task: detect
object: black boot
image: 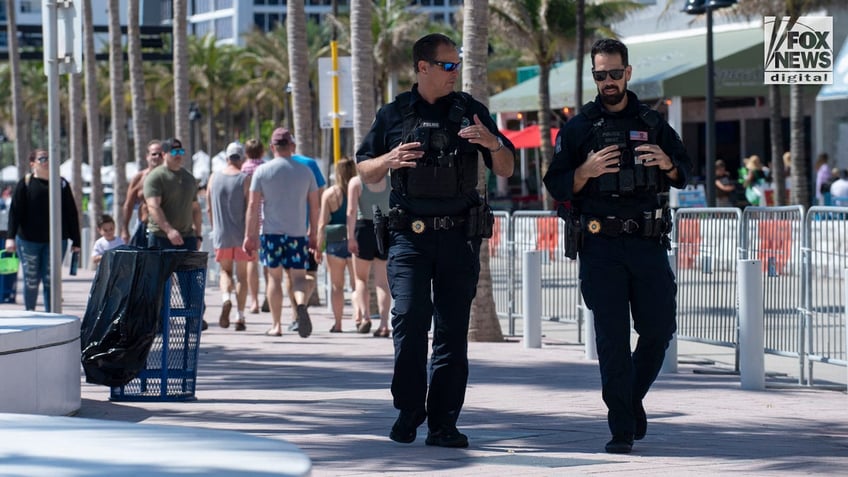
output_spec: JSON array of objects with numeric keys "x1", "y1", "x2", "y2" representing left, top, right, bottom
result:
[{"x1": 389, "y1": 409, "x2": 427, "y2": 444}]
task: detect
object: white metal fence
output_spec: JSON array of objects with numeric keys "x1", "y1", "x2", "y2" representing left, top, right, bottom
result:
[{"x1": 492, "y1": 206, "x2": 847, "y2": 387}]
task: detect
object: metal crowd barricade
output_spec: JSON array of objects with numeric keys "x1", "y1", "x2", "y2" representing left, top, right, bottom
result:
[
  {"x1": 740, "y1": 205, "x2": 805, "y2": 382},
  {"x1": 489, "y1": 210, "x2": 513, "y2": 327},
  {"x1": 672, "y1": 208, "x2": 742, "y2": 355},
  {"x1": 803, "y1": 206, "x2": 848, "y2": 382},
  {"x1": 508, "y1": 211, "x2": 582, "y2": 339}
]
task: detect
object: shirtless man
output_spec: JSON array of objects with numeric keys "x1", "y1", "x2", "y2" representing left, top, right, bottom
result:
[{"x1": 121, "y1": 140, "x2": 164, "y2": 246}]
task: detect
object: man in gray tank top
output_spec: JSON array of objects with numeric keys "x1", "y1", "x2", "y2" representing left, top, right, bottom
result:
[{"x1": 207, "y1": 142, "x2": 251, "y2": 331}]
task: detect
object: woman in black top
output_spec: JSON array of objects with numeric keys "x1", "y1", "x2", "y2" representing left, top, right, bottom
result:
[{"x1": 5, "y1": 149, "x2": 81, "y2": 311}]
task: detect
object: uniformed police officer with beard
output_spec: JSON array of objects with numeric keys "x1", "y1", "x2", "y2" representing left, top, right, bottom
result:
[
  {"x1": 356, "y1": 33, "x2": 514, "y2": 448},
  {"x1": 543, "y1": 38, "x2": 692, "y2": 454}
]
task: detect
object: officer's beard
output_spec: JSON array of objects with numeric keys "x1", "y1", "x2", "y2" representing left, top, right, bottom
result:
[{"x1": 599, "y1": 82, "x2": 627, "y2": 107}]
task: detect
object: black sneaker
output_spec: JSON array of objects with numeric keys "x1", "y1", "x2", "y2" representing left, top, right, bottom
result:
[
  {"x1": 634, "y1": 401, "x2": 647, "y2": 441},
  {"x1": 425, "y1": 425, "x2": 469, "y2": 448},
  {"x1": 605, "y1": 435, "x2": 634, "y2": 454},
  {"x1": 201, "y1": 320, "x2": 209, "y2": 331},
  {"x1": 296, "y1": 304, "x2": 312, "y2": 338},
  {"x1": 389, "y1": 409, "x2": 427, "y2": 444}
]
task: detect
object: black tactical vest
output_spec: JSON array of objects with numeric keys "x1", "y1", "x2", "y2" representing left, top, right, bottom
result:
[
  {"x1": 391, "y1": 92, "x2": 478, "y2": 199},
  {"x1": 582, "y1": 101, "x2": 665, "y2": 197}
]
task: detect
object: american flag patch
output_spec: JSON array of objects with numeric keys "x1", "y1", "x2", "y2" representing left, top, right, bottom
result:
[{"x1": 630, "y1": 130, "x2": 648, "y2": 141}]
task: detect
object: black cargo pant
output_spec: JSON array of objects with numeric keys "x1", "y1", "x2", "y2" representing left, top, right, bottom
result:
[
  {"x1": 579, "y1": 232, "x2": 677, "y2": 438},
  {"x1": 387, "y1": 227, "x2": 481, "y2": 430}
]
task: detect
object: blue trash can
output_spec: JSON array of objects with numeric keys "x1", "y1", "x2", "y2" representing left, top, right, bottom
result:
[{"x1": 109, "y1": 266, "x2": 207, "y2": 402}]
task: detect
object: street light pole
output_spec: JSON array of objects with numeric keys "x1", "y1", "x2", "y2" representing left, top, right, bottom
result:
[
  {"x1": 705, "y1": 6, "x2": 716, "y2": 207},
  {"x1": 683, "y1": 0, "x2": 736, "y2": 207}
]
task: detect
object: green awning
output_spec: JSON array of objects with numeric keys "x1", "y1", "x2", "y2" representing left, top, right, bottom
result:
[
  {"x1": 816, "y1": 35, "x2": 848, "y2": 101},
  {"x1": 490, "y1": 27, "x2": 767, "y2": 113}
]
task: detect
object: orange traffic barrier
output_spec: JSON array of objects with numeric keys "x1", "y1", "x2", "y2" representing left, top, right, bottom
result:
[
  {"x1": 489, "y1": 215, "x2": 502, "y2": 257},
  {"x1": 677, "y1": 218, "x2": 700, "y2": 269},
  {"x1": 758, "y1": 219, "x2": 792, "y2": 275},
  {"x1": 536, "y1": 217, "x2": 559, "y2": 261}
]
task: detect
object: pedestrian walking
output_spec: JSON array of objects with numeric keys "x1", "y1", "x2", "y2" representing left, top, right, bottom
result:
[
  {"x1": 91, "y1": 214, "x2": 124, "y2": 266},
  {"x1": 121, "y1": 140, "x2": 164, "y2": 246}
]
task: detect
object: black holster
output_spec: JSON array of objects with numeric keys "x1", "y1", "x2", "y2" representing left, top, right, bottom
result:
[
  {"x1": 557, "y1": 203, "x2": 582, "y2": 260},
  {"x1": 466, "y1": 198, "x2": 494, "y2": 239},
  {"x1": 372, "y1": 205, "x2": 389, "y2": 256}
]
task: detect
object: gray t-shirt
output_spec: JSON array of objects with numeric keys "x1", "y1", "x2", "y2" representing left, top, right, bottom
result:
[
  {"x1": 250, "y1": 156, "x2": 317, "y2": 237},
  {"x1": 209, "y1": 172, "x2": 248, "y2": 249}
]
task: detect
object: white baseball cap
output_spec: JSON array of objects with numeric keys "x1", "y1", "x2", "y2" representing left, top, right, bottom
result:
[{"x1": 226, "y1": 142, "x2": 244, "y2": 160}]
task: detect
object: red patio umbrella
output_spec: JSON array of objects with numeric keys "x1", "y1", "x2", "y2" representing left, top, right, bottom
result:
[{"x1": 500, "y1": 125, "x2": 559, "y2": 149}]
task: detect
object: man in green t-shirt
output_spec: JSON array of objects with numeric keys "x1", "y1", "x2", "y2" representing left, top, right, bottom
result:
[{"x1": 144, "y1": 137, "x2": 202, "y2": 251}]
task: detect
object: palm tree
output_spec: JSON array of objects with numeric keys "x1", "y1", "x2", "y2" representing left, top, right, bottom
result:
[
  {"x1": 128, "y1": 0, "x2": 151, "y2": 168},
  {"x1": 491, "y1": 0, "x2": 640, "y2": 208},
  {"x1": 462, "y1": 0, "x2": 504, "y2": 343},
  {"x1": 351, "y1": 0, "x2": 376, "y2": 147},
  {"x1": 243, "y1": 24, "x2": 291, "y2": 129},
  {"x1": 173, "y1": 0, "x2": 190, "y2": 144},
  {"x1": 287, "y1": 0, "x2": 314, "y2": 157},
  {"x1": 5, "y1": 0, "x2": 28, "y2": 177},
  {"x1": 108, "y1": 0, "x2": 129, "y2": 226},
  {"x1": 372, "y1": 0, "x2": 428, "y2": 107},
  {"x1": 83, "y1": 0, "x2": 104, "y2": 239}
]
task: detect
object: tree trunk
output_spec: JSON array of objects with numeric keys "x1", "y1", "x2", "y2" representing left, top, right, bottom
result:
[
  {"x1": 128, "y1": 0, "x2": 150, "y2": 169},
  {"x1": 173, "y1": 0, "x2": 190, "y2": 142},
  {"x1": 69, "y1": 72, "x2": 85, "y2": 234},
  {"x1": 463, "y1": 0, "x2": 504, "y2": 343},
  {"x1": 5, "y1": 0, "x2": 28, "y2": 176},
  {"x1": 538, "y1": 63, "x2": 553, "y2": 210},
  {"x1": 768, "y1": 84, "x2": 785, "y2": 205},
  {"x1": 789, "y1": 84, "x2": 808, "y2": 208},
  {"x1": 351, "y1": 0, "x2": 376, "y2": 148},
  {"x1": 287, "y1": 0, "x2": 313, "y2": 157},
  {"x1": 574, "y1": 0, "x2": 585, "y2": 113},
  {"x1": 83, "y1": 0, "x2": 103, "y2": 244},
  {"x1": 108, "y1": 0, "x2": 129, "y2": 228}
]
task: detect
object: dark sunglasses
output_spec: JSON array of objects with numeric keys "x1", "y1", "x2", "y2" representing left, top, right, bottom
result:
[
  {"x1": 430, "y1": 60, "x2": 461, "y2": 72},
  {"x1": 170, "y1": 148, "x2": 185, "y2": 156},
  {"x1": 592, "y1": 69, "x2": 626, "y2": 82},
  {"x1": 36, "y1": 156, "x2": 49, "y2": 163},
  {"x1": 149, "y1": 152, "x2": 163, "y2": 157}
]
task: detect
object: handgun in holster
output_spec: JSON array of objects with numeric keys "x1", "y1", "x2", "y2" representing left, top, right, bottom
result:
[
  {"x1": 372, "y1": 205, "x2": 390, "y2": 256},
  {"x1": 466, "y1": 197, "x2": 494, "y2": 239},
  {"x1": 557, "y1": 201, "x2": 583, "y2": 260}
]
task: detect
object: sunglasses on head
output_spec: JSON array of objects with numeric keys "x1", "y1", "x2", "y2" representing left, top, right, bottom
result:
[
  {"x1": 36, "y1": 156, "x2": 49, "y2": 163},
  {"x1": 430, "y1": 60, "x2": 461, "y2": 72},
  {"x1": 592, "y1": 69, "x2": 626, "y2": 82},
  {"x1": 170, "y1": 148, "x2": 185, "y2": 156}
]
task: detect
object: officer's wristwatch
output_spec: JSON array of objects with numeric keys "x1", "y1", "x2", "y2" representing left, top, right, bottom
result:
[{"x1": 489, "y1": 136, "x2": 504, "y2": 153}]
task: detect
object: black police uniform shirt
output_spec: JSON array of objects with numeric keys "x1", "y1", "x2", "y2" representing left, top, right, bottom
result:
[
  {"x1": 544, "y1": 90, "x2": 692, "y2": 219},
  {"x1": 355, "y1": 84, "x2": 514, "y2": 217}
]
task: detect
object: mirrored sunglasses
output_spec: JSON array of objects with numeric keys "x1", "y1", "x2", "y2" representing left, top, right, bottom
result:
[
  {"x1": 36, "y1": 156, "x2": 49, "y2": 163},
  {"x1": 170, "y1": 148, "x2": 185, "y2": 156},
  {"x1": 592, "y1": 69, "x2": 626, "y2": 82},
  {"x1": 430, "y1": 60, "x2": 461, "y2": 72}
]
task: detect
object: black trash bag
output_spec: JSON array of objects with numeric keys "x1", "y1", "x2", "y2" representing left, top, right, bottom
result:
[{"x1": 80, "y1": 247, "x2": 208, "y2": 387}]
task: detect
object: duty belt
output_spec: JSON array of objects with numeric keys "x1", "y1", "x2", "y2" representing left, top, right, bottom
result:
[
  {"x1": 388, "y1": 214, "x2": 466, "y2": 233},
  {"x1": 582, "y1": 215, "x2": 641, "y2": 236}
]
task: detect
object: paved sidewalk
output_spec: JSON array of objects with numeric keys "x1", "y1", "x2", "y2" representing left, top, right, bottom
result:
[{"x1": 3, "y1": 268, "x2": 847, "y2": 476}]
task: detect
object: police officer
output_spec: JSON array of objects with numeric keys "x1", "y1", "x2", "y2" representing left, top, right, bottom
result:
[
  {"x1": 356, "y1": 33, "x2": 514, "y2": 448},
  {"x1": 543, "y1": 38, "x2": 691, "y2": 454}
]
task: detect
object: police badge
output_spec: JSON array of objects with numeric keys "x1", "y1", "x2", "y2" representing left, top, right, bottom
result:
[
  {"x1": 587, "y1": 219, "x2": 602, "y2": 234},
  {"x1": 411, "y1": 220, "x2": 426, "y2": 234}
]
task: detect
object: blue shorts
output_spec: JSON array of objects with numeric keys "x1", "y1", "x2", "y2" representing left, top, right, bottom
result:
[
  {"x1": 260, "y1": 234, "x2": 309, "y2": 270},
  {"x1": 326, "y1": 239, "x2": 351, "y2": 259}
]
